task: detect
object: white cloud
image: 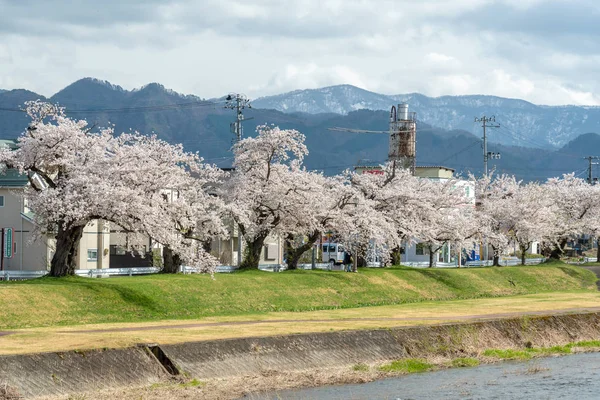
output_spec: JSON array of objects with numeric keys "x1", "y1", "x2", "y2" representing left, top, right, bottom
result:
[{"x1": 0, "y1": 0, "x2": 597, "y2": 106}]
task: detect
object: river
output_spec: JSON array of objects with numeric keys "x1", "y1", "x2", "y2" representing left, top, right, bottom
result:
[{"x1": 249, "y1": 352, "x2": 600, "y2": 399}]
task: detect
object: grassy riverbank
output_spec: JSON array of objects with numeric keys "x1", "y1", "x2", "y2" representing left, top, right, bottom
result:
[{"x1": 0, "y1": 263, "x2": 595, "y2": 330}]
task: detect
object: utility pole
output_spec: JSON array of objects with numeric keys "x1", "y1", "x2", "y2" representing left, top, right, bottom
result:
[
  {"x1": 474, "y1": 116, "x2": 500, "y2": 176},
  {"x1": 583, "y1": 156, "x2": 600, "y2": 184},
  {"x1": 225, "y1": 93, "x2": 252, "y2": 267},
  {"x1": 225, "y1": 93, "x2": 252, "y2": 143}
]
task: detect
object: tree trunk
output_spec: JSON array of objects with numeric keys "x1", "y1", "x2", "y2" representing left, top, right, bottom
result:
[
  {"x1": 241, "y1": 233, "x2": 268, "y2": 269},
  {"x1": 390, "y1": 245, "x2": 402, "y2": 266},
  {"x1": 162, "y1": 245, "x2": 182, "y2": 274},
  {"x1": 550, "y1": 238, "x2": 567, "y2": 260},
  {"x1": 597, "y1": 236, "x2": 600, "y2": 262},
  {"x1": 519, "y1": 243, "x2": 529, "y2": 266},
  {"x1": 491, "y1": 245, "x2": 500, "y2": 267},
  {"x1": 428, "y1": 244, "x2": 434, "y2": 268},
  {"x1": 49, "y1": 223, "x2": 85, "y2": 277},
  {"x1": 285, "y1": 230, "x2": 320, "y2": 270}
]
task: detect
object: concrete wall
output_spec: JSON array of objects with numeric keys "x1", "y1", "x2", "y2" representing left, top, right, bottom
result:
[
  {"x1": 2, "y1": 312, "x2": 600, "y2": 398},
  {"x1": 0, "y1": 347, "x2": 167, "y2": 398},
  {"x1": 161, "y1": 312, "x2": 600, "y2": 379}
]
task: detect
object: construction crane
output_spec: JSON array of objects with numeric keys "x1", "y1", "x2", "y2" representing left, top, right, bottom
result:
[{"x1": 327, "y1": 104, "x2": 417, "y2": 174}]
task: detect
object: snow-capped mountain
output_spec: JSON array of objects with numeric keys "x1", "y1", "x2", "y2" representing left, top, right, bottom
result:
[{"x1": 254, "y1": 85, "x2": 600, "y2": 149}]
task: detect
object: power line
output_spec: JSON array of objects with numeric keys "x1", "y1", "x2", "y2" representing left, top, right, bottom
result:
[{"x1": 0, "y1": 99, "x2": 225, "y2": 114}]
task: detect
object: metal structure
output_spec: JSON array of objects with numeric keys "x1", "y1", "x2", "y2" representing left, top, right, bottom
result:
[
  {"x1": 389, "y1": 104, "x2": 417, "y2": 173},
  {"x1": 328, "y1": 103, "x2": 417, "y2": 174},
  {"x1": 583, "y1": 156, "x2": 600, "y2": 184},
  {"x1": 474, "y1": 115, "x2": 500, "y2": 176},
  {"x1": 224, "y1": 93, "x2": 252, "y2": 267},
  {"x1": 224, "y1": 93, "x2": 252, "y2": 143}
]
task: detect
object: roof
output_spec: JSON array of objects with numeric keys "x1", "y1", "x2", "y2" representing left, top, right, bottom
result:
[
  {"x1": 0, "y1": 139, "x2": 17, "y2": 150},
  {"x1": 0, "y1": 168, "x2": 28, "y2": 187},
  {"x1": 415, "y1": 166, "x2": 455, "y2": 172}
]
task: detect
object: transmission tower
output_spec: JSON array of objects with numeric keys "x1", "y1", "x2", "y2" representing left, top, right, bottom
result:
[{"x1": 474, "y1": 115, "x2": 500, "y2": 176}]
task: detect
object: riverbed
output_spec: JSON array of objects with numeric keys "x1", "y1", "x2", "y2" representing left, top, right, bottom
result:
[{"x1": 251, "y1": 352, "x2": 600, "y2": 399}]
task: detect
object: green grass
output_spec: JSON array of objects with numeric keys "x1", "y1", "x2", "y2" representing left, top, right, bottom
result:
[
  {"x1": 352, "y1": 363, "x2": 369, "y2": 372},
  {"x1": 483, "y1": 340, "x2": 600, "y2": 360},
  {"x1": 0, "y1": 264, "x2": 595, "y2": 329},
  {"x1": 379, "y1": 358, "x2": 433, "y2": 373},
  {"x1": 450, "y1": 357, "x2": 480, "y2": 367}
]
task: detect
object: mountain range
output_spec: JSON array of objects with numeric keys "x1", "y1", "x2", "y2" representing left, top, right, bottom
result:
[
  {"x1": 1, "y1": 78, "x2": 599, "y2": 182},
  {"x1": 254, "y1": 85, "x2": 600, "y2": 149}
]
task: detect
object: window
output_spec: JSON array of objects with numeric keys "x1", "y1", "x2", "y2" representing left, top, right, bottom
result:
[
  {"x1": 110, "y1": 245, "x2": 127, "y2": 255},
  {"x1": 0, "y1": 195, "x2": 4, "y2": 207},
  {"x1": 416, "y1": 243, "x2": 429, "y2": 256},
  {"x1": 87, "y1": 249, "x2": 98, "y2": 261}
]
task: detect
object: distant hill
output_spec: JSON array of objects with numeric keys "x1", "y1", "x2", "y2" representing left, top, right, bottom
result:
[
  {"x1": 1, "y1": 78, "x2": 599, "y2": 182},
  {"x1": 254, "y1": 85, "x2": 600, "y2": 149}
]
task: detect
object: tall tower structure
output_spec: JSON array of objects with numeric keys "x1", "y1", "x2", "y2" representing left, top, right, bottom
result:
[{"x1": 388, "y1": 103, "x2": 417, "y2": 174}]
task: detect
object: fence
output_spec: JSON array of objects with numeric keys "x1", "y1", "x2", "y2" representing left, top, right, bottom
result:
[
  {"x1": 401, "y1": 258, "x2": 546, "y2": 268},
  {"x1": 1, "y1": 257, "x2": 550, "y2": 281}
]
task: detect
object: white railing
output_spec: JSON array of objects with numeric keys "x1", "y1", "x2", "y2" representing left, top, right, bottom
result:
[
  {"x1": 75, "y1": 267, "x2": 161, "y2": 278},
  {"x1": 465, "y1": 258, "x2": 545, "y2": 267},
  {"x1": 400, "y1": 258, "x2": 546, "y2": 268},
  {"x1": 298, "y1": 263, "x2": 333, "y2": 270},
  {"x1": 0, "y1": 270, "x2": 48, "y2": 281},
  {"x1": 258, "y1": 264, "x2": 287, "y2": 272},
  {"x1": 401, "y1": 261, "x2": 458, "y2": 268},
  {"x1": 181, "y1": 265, "x2": 239, "y2": 274}
]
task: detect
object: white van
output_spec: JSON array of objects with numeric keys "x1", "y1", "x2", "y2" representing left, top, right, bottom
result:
[{"x1": 321, "y1": 243, "x2": 349, "y2": 267}]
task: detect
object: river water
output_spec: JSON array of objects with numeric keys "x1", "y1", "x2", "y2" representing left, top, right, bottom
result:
[{"x1": 250, "y1": 352, "x2": 600, "y2": 400}]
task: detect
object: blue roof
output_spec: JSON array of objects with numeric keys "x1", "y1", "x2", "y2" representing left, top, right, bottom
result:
[
  {"x1": 0, "y1": 169, "x2": 28, "y2": 187},
  {"x1": 0, "y1": 139, "x2": 17, "y2": 150}
]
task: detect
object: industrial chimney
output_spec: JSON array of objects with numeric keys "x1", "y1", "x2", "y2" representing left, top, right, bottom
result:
[{"x1": 388, "y1": 103, "x2": 417, "y2": 174}]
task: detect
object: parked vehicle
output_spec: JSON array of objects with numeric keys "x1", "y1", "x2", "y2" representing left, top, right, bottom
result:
[{"x1": 321, "y1": 242, "x2": 350, "y2": 267}]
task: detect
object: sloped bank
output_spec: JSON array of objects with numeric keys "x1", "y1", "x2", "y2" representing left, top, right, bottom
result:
[{"x1": 3, "y1": 312, "x2": 600, "y2": 399}]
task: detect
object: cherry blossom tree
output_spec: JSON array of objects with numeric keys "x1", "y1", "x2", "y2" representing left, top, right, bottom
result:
[
  {"x1": 414, "y1": 178, "x2": 478, "y2": 268},
  {"x1": 221, "y1": 125, "x2": 319, "y2": 269},
  {"x1": 580, "y1": 185, "x2": 600, "y2": 261},
  {"x1": 282, "y1": 172, "x2": 359, "y2": 270},
  {"x1": 0, "y1": 101, "x2": 224, "y2": 276},
  {"x1": 543, "y1": 174, "x2": 597, "y2": 259},
  {"x1": 474, "y1": 173, "x2": 517, "y2": 266},
  {"x1": 349, "y1": 164, "x2": 429, "y2": 266},
  {"x1": 495, "y1": 179, "x2": 556, "y2": 265}
]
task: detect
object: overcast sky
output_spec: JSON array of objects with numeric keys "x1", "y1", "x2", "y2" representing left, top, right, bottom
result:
[{"x1": 0, "y1": 0, "x2": 598, "y2": 105}]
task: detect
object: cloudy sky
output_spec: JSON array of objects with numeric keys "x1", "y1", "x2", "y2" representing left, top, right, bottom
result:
[{"x1": 0, "y1": 0, "x2": 598, "y2": 105}]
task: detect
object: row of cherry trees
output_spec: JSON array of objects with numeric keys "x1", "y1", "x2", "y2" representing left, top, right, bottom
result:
[
  {"x1": 1, "y1": 102, "x2": 597, "y2": 276},
  {"x1": 475, "y1": 173, "x2": 600, "y2": 266}
]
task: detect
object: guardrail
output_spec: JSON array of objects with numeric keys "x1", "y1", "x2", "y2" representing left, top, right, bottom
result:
[
  {"x1": 75, "y1": 267, "x2": 161, "y2": 278},
  {"x1": 0, "y1": 270, "x2": 48, "y2": 281},
  {"x1": 401, "y1": 261, "x2": 458, "y2": 268},
  {"x1": 181, "y1": 265, "x2": 239, "y2": 274},
  {"x1": 465, "y1": 258, "x2": 546, "y2": 267},
  {"x1": 400, "y1": 258, "x2": 546, "y2": 268}
]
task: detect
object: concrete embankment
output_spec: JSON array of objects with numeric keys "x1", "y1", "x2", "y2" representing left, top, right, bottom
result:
[{"x1": 3, "y1": 312, "x2": 600, "y2": 399}]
